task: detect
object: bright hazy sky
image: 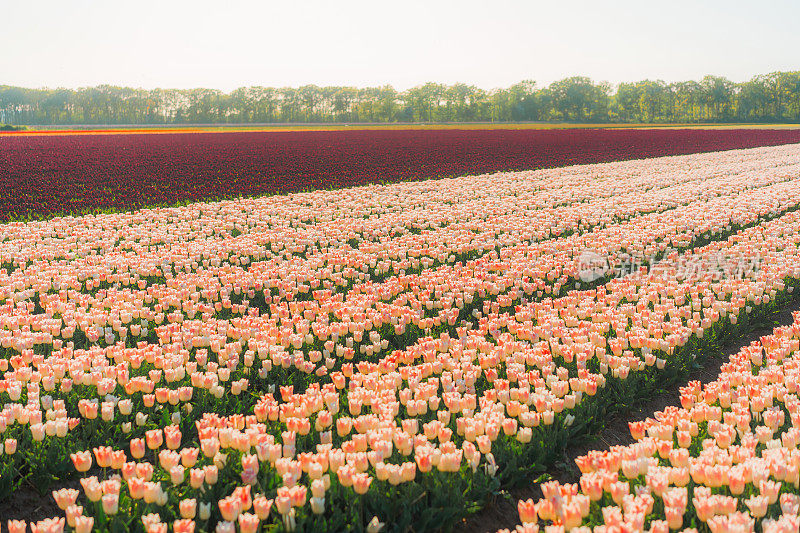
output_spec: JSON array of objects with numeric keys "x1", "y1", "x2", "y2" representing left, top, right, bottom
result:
[{"x1": 3, "y1": 0, "x2": 799, "y2": 92}]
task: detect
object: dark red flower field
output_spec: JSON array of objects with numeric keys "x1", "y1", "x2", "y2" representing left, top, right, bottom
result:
[{"x1": 2, "y1": 127, "x2": 800, "y2": 221}]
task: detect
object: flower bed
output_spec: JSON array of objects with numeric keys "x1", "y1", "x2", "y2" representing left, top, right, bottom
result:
[
  {"x1": 501, "y1": 312, "x2": 800, "y2": 533},
  {"x1": 3, "y1": 128, "x2": 800, "y2": 221},
  {"x1": 2, "y1": 145, "x2": 800, "y2": 532}
]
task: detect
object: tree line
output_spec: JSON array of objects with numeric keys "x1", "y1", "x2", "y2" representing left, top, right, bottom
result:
[{"x1": 2, "y1": 71, "x2": 800, "y2": 125}]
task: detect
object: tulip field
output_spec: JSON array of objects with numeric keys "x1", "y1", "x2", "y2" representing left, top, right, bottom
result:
[
  {"x1": 5, "y1": 139, "x2": 800, "y2": 532},
  {"x1": 3, "y1": 127, "x2": 800, "y2": 221},
  {"x1": 502, "y1": 309, "x2": 800, "y2": 533}
]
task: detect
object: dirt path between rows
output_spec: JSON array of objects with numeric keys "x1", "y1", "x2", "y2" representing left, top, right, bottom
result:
[{"x1": 455, "y1": 300, "x2": 800, "y2": 533}]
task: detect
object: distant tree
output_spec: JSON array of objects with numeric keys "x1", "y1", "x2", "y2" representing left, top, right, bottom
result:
[
  {"x1": 376, "y1": 86, "x2": 399, "y2": 122},
  {"x1": 508, "y1": 80, "x2": 540, "y2": 121},
  {"x1": 782, "y1": 72, "x2": 800, "y2": 122},
  {"x1": 548, "y1": 77, "x2": 609, "y2": 122},
  {"x1": 700, "y1": 75, "x2": 734, "y2": 121},
  {"x1": 2, "y1": 71, "x2": 799, "y2": 125}
]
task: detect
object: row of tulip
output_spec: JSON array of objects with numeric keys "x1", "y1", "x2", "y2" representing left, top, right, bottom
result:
[
  {"x1": 0, "y1": 148, "x2": 796, "y2": 458},
  {"x1": 2, "y1": 147, "x2": 798, "y2": 428},
  {"x1": 2, "y1": 146, "x2": 799, "y2": 370},
  {"x1": 2, "y1": 145, "x2": 800, "y2": 531},
  {"x1": 500, "y1": 309, "x2": 800, "y2": 533},
  {"x1": 1, "y1": 145, "x2": 794, "y2": 281}
]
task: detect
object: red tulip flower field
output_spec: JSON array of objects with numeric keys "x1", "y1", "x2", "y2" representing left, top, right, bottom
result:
[
  {"x1": 2, "y1": 128, "x2": 800, "y2": 221},
  {"x1": 3, "y1": 130, "x2": 800, "y2": 532}
]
